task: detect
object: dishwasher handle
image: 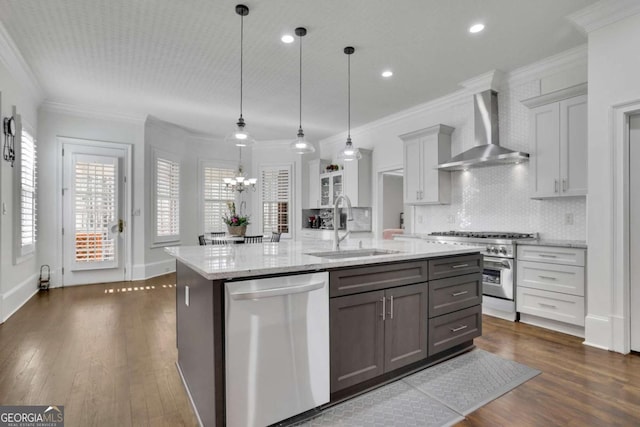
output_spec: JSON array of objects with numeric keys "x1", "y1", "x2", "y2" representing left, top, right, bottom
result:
[{"x1": 229, "y1": 281, "x2": 325, "y2": 300}]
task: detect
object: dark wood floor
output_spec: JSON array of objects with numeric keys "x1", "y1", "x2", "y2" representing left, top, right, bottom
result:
[{"x1": 1, "y1": 274, "x2": 639, "y2": 426}]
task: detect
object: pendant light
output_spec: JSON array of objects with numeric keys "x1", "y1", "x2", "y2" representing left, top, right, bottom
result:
[
  {"x1": 290, "y1": 27, "x2": 315, "y2": 154},
  {"x1": 225, "y1": 4, "x2": 255, "y2": 147},
  {"x1": 223, "y1": 147, "x2": 257, "y2": 193},
  {"x1": 338, "y1": 46, "x2": 362, "y2": 162}
]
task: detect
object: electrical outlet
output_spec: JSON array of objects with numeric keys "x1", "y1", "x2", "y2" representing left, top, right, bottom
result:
[
  {"x1": 565, "y1": 213, "x2": 574, "y2": 225},
  {"x1": 447, "y1": 214, "x2": 456, "y2": 224},
  {"x1": 417, "y1": 215, "x2": 423, "y2": 224}
]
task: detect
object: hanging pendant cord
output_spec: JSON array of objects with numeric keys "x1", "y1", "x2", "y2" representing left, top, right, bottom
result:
[
  {"x1": 240, "y1": 13, "x2": 244, "y2": 119},
  {"x1": 347, "y1": 52, "x2": 351, "y2": 140},
  {"x1": 299, "y1": 34, "x2": 303, "y2": 131}
]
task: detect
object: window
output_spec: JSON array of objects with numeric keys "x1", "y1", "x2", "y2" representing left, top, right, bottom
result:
[
  {"x1": 155, "y1": 156, "x2": 180, "y2": 241},
  {"x1": 202, "y1": 166, "x2": 236, "y2": 233},
  {"x1": 261, "y1": 165, "x2": 291, "y2": 236},
  {"x1": 18, "y1": 129, "x2": 37, "y2": 257}
]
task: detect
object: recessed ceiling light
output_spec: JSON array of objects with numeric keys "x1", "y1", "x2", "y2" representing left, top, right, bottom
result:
[
  {"x1": 469, "y1": 23, "x2": 485, "y2": 34},
  {"x1": 281, "y1": 34, "x2": 294, "y2": 43},
  {"x1": 381, "y1": 70, "x2": 393, "y2": 78}
]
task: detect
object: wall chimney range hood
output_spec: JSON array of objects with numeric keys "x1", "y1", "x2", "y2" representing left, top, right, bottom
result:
[{"x1": 437, "y1": 90, "x2": 529, "y2": 171}]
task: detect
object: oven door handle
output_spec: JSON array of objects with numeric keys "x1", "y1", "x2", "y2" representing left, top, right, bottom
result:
[{"x1": 483, "y1": 257, "x2": 512, "y2": 269}]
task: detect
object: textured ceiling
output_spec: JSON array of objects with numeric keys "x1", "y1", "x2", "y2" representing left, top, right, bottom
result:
[{"x1": 0, "y1": 0, "x2": 595, "y2": 141}]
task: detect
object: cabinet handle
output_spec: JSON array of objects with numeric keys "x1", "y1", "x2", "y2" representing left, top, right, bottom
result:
[
  {"x1": 420, "y1": 190, "x2": 423, "y2": 200},
  {"x1": 538, "y1": 275, "x2": 557, "y2": 281},
  {"x1": 562, "y1": 179, "x2": 567, "y2": 192},
  {"x1": 380, "y1": 297, "x2": 386, "y2": 321},
  {"x1": 538, "y1": 302, "x2": 557, "y2": 309},
  {"x1": 538, "y1": 254, "x2": 557, "y2": 258},
  {"x1": 388, "y1": 296, "x2": 394, "y2": 319},
  {"x1": 450, "y1": 325, "x2": 468, "y2": 332},
  {"x1": 554, "y1": 180, "x2": 559, "y2": 193},
  {"x1": 452, "y1": 290, "x2": 469, "y2": 297},
  {"x1": 451, "y1": 264, "x2": 469, "y2": 269}
]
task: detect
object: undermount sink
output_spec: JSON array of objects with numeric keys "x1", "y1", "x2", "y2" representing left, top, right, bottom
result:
[{"x1": 306, "y1": 249, "x2": 402, "y2": 260}]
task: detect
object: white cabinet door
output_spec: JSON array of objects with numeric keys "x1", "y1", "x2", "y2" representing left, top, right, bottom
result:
[
  {"x1": 403, "y1": 138, "x2": 422, "y2": 204},
  {"x1": 529, "y1": 102, "x2": 561, "y2": 198},
  {"x1": 307, "y1": 159, "x2": 321, "y2": 208},
  {"x1": 560, "y1": 94, "x2": 588, "y2": 196}
]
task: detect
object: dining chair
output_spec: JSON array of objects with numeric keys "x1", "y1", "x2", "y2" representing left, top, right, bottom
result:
[
  {"x1": 198, "y1": 235, "x2": 207, "y2": 245},
  {"x1": 243, "y1": 235, "x2": 263, "y2": 243},
  {"x1": 209, "y1": 231, "x2": 226, "y2": 237},
  {"x1": 210, "y1": 238, "x2": 229, "y2": 245},
  {"x1": 270, "y1": 232, "x2": 281, "y2": 242}
]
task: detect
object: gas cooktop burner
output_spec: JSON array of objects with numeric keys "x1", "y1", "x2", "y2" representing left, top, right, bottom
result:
[{"x1": 429, "y1": 231, "x2": 537, "y2": 239}]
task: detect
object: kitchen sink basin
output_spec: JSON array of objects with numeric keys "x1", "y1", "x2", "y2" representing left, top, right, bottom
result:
[{"x1": 306, "y1": 249, "x2": 402, "y2": 259}]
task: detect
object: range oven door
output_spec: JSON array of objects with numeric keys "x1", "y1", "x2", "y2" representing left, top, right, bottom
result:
[{"x1": 482, "y1": 256, "x2": 514, "y2": 300}]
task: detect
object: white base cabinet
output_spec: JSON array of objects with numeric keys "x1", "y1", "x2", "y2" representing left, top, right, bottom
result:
[
  {"x1": 516, "y1": 244, "x2": 586, "y2": 336},
  {"x1": 522, "y1": 83, "x2": 587, "y2": 199},
  {"x1": 400, "y1": 124, "x2": 453, "y2": 205}
]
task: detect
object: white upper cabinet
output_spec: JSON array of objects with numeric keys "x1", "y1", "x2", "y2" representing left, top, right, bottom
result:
[
  {"x1": 343, "y1": 149, "x2": 372, "y2": 207},
  {"x1": 306, "y1": 159, "x2": 328, "y2": 209},
  {"x1": 400, "y1": 124, "x2": 453, "y2": 205},
  {"x1": 522, "y1": 83, "x2": 587, "y2": 199}
]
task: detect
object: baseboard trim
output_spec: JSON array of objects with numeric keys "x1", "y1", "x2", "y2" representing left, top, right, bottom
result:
[
  {"x1": 584, "y1": 314, "x2": 612, "y2": 350},
  {"x1": 132, "y1": 259, "x2": 176, "y2": 281},
  {"x1": 519, "y1": 313, "x2": 584, "y2": 338},
  {"x1": 176, "y1": 361, "x2": 204, "y2": 427},
  {"x1": 1, "y1": 273, "x2": 39, "y2": 323}
]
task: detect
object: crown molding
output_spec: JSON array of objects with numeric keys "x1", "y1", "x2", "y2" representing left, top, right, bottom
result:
[
  {"x1": 505, "y1": 44, "x2": 587, "y2": 87},
  {"x1": 0, "y1": 21, "x2": 44, "y2": 103},
  {"x1": 40, "y1": 100, "x2": 146, "y2": 123},
  {"x1": 568, "y1": 0, "x2": 640, "y2": 34},
  {"x1": 459, "y1": 70, "x2": 506, "y2": 92}
]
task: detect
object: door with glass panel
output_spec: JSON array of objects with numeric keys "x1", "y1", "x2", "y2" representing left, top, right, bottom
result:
[{"x1": 62, "y1": 142, "x2": 128, "y2": 285}]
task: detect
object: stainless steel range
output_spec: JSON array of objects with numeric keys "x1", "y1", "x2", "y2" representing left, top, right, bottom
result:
[{"x1": 423, "y1": 231, "x2": 539, "y2": 321}]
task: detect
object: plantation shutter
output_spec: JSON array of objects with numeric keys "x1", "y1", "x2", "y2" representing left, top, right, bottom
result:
[
  {"x1": 261, "y1": 166, "x2": 291, "y2": 235},
  {"x1": 203, "y1": 166, "x2": 236, "y2": 232},
  {"x1": 20, "y1": 130, "x2": 37, "y2": 256},
  {"x1": 156, "y1": 157, "x2": 180, "y2": 238}
]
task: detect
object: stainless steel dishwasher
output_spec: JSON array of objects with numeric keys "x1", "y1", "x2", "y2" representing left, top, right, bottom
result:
[{"x1": 225, "y1": 272, "x2": 329, "y2": 427}]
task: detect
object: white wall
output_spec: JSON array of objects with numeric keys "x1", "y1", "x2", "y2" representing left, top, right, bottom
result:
[
  {"x1": 0, "y1": 60, "x2": 41, "y2": 322},
  {"x1": 319, "y1": 48, "x2": 588, "y2": 241},
  {"x1": 583, "y1": 11, "x2": 640, "y2": 351},
  {"x1": 382, "y1": 174, "x2": 403, "y2": 229}
]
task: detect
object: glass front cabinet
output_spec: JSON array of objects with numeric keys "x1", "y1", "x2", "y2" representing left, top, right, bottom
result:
[{"x1": 320, "y1": 171, "x2": 343, "y2": 208}]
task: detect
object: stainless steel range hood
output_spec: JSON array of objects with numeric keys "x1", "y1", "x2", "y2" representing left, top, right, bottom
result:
[{"x1": 437, "y1": 90, "x2": 529, "y2": 171}]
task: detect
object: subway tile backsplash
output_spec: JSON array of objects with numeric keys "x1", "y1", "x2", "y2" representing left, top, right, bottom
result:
[{"x1": 412, "y1": 80, "x2": 587, "y2": 241}]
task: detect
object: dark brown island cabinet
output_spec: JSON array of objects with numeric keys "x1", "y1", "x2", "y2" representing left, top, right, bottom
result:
[
  {"x1": 329, "y1": 254, "x2": 482, "y2": 398},
  {"x1": 175, "y1": 252, "x2": 483, "y2": 425}
]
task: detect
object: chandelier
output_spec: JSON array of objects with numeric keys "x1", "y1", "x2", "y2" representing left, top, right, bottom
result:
[{"x1": 224, "y1": 147, "x2": 257, "y2": 193}]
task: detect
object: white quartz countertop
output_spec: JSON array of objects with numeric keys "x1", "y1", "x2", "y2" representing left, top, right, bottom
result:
[{"x1": 165, "y1": 239, "x2": 480, "y2": 280}]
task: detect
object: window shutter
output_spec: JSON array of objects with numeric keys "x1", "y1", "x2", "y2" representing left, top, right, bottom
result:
[
  {"x1": 203, "y1": 166, "x2": 236, "y2": 232},
  {"x1": 156, "y1": 157, "x2": 180, "y2": 237},
  {"x1": 20, "y1": 130, "x2": 37, "y2": 255},
  {"x1": 261, "y1": 166, "x2": 291, "y2": 234}
]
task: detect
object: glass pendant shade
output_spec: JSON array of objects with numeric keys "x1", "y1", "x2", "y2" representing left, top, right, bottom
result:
[
  {"x1": 337, "y1": 137, "x2": 362, "y2": 161},
  {"x1": 225, "y1": 119, "x2": 255, "y2": 147},
  {"x1": 290, "y1": 128, "x2": 315, "y2": 154}
]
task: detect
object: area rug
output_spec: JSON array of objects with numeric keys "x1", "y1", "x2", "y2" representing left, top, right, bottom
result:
[{"x1": 294, "y1": 349, "x2": 540, "y2": 426}]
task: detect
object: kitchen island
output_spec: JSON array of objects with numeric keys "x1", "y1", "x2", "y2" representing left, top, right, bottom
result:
[{"x1": 167, "y1": 239, "x2": 483, "y2": 426}]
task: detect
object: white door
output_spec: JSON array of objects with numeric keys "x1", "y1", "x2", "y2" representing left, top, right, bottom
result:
[
  {"x1": 62, "y1": 141, "x2": 129, "y2": 285},
  {"x1": 631, "y1": 115, "x2": 640, "y2": 351}
]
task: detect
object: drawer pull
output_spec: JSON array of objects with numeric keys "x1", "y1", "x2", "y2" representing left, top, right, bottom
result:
[
  {"x1": 538, "y1": 275, "x2": 557, "y2": 280},
  {"x1": 452, "y1": 290, "x2": 469, "y2": 297},
  {"x1": 450, "y1": 325, "x2": 468, "y2": 332},
  {"x1": 538, "y1": 254, "x2": 557, "y2": 258},
  {"x1": 538, "y1": 302, "x2": 557, "y2": 309},
  {"x1": 451, "y1": 264, "x2": 469, "y2": 269}
]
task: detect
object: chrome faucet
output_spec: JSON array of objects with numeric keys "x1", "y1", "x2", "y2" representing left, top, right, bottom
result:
[{"x1": 333, "y1": 194, "x2": 354, "y2": 250}]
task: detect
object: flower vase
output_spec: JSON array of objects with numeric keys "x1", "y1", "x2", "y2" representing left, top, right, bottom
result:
[{"x1": 227, "y1": 225, "x2": 247, "y2": 236}]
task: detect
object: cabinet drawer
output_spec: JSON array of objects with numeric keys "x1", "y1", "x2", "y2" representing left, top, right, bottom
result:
[
  {"x1": 517, "y1": 245, "x2": 585, "y2": 266},
  {"x1": 329, "y1": 261, "x2": 429, "y2": 298},
  {"x1": 517, "y1": 261, "x2": 584, "y2": 296},
  {"x1": 428, "y1": 305, "x2": 482, "y2": 356},
  {"x1": 429, "y1": 273, "x2": 482, "y2": 318},
  {"x1": 428, "y1": 253, "x2": 482, "y2": 280},
  {"x1": 516, "y1": 287, "x2": 584, "y2": 326}
]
